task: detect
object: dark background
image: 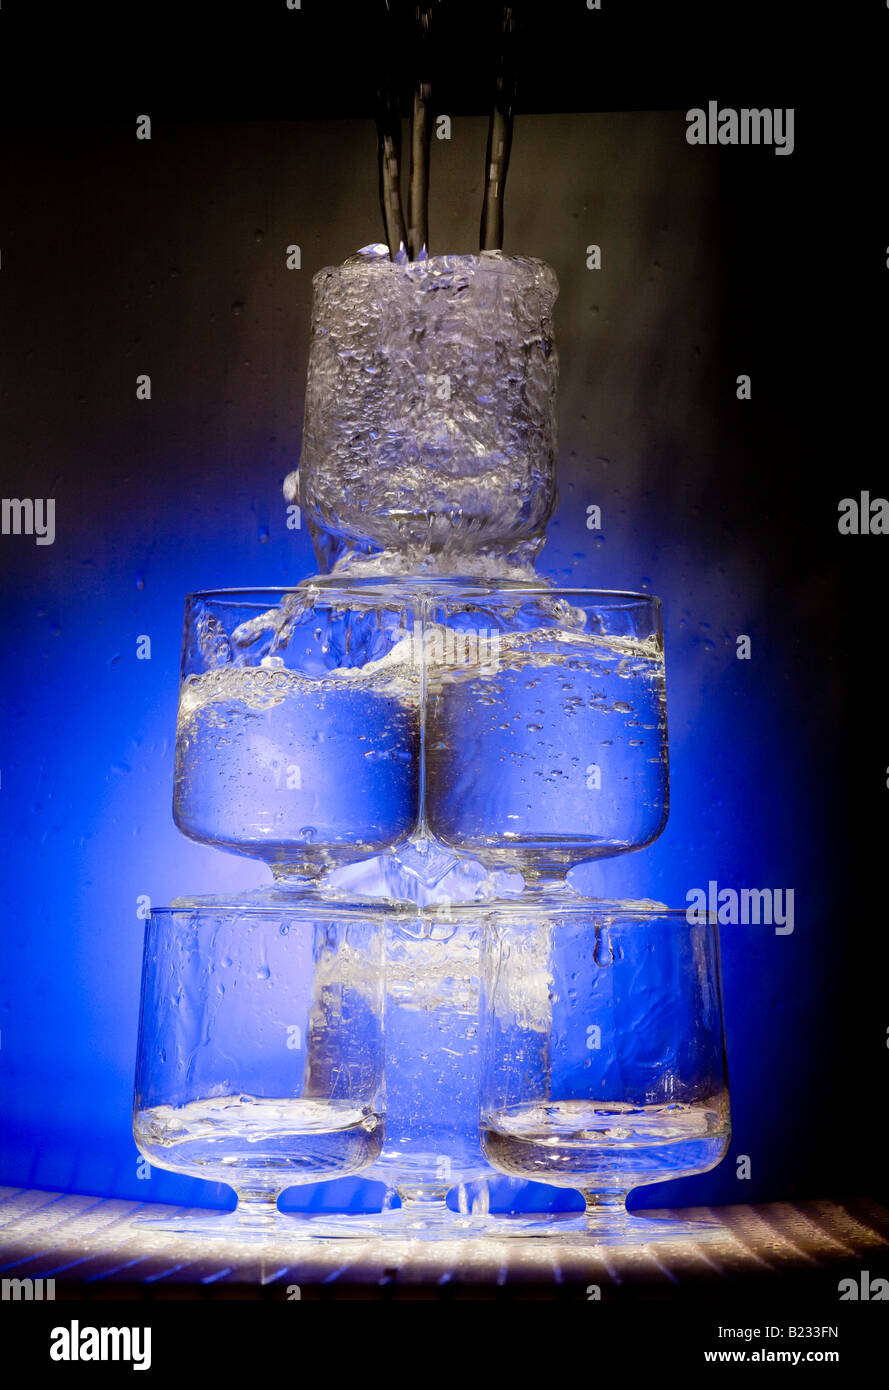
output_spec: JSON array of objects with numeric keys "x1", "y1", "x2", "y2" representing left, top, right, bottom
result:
[{"x1": 1, "y1": 2, "x2": 887, "y2": 1213}]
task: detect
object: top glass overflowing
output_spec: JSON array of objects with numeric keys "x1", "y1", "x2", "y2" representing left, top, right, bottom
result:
[{"x1": 299, "y1": 247, "x2": 559, "y2": 578}]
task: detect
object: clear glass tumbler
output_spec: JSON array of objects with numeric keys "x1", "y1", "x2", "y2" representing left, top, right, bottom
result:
[
  {"x1": 133, "y1": 897, "x2": 388, "y2": 1238},
  {"x1": 479, "y1": 901, "x2": 730, "y2": 1242},
  {"x1": 311, "y1": 908, "x2": 494, "y2": 1241},
  {"x1": 373, "y1": 912, "x2": 492, "y2": 1236},
  {"x1": 424, "y1": 586, "x2": 669, "y2": 899},
  {"x1": 173, "y1": 583, "x2": 421, "y2": 893},
  {"x1": 299, "y1": 249, "x2": 559, "y2": 575}
]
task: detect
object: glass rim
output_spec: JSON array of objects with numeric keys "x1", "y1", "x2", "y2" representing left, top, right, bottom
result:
[
  {"x1": 315, "y1": 249, "x2": 555, "y2": 281},
  {"x1": 149, "y1": 894, "x2": 417, "y2": 922},
  {"x1": 184, "y1": 583, "x2": 661, "y2": 607},
  {"x1": 142, "y1": 897, "x2": 706, "y2": 925},
  {"x1": 476, "y1": 900, "x2": 716, "y2": 924}
]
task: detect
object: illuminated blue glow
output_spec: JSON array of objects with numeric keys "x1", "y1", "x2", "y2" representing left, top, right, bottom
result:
[{"x1": 0, "y1": 487, "x2": 823, "y2": 1214}]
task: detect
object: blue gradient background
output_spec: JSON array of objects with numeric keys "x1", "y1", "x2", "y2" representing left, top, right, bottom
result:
[{"x1": 1, "y1": 112, "x2": 882, "y2": 1216}]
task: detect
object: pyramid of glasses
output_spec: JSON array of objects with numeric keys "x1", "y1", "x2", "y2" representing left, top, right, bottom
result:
[{"x1": 133, "y1": 249, "x2": 729, "y2": 1242}]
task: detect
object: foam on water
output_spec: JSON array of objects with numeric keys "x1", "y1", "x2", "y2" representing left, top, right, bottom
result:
[{"x1": 177, "y1": 637, "x2": 420, "y2": 730}]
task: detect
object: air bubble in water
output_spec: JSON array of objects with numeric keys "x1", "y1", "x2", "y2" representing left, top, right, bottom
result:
[{"x1": 593, "y1": 924, "x2": 614, "y2": 967}]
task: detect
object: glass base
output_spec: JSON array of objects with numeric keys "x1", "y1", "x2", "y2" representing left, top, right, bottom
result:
[
  {"x1": 131, "y1": 1209, "x2": 370, "y2": 1242},
  {"x1": 484, "y1": 1209, "x2": 726, "y2": 1245},
  {"x1": 169, "y1": 885, "x2": 414, "y2": 912},
  {"x1": 309, "y1": 525, "x2": 545, "y2": 582},
  {"x1": 309, "y1": 1181, "x2": 494, "y2": 1242},
  {"x1": 311, "y1": 1207, "x2": 493, "y2": 1242}
]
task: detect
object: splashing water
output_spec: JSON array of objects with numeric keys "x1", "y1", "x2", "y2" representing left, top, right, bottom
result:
[{"x1": 298, "y1": 250, "x2": 558, "y2": 577}]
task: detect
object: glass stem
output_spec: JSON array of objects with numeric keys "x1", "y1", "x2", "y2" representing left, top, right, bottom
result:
[
  {"x1": 581, "y1": 1190, "x2": 628, "y2": 1222},
  {"x1": 469, "y1": 1179, "x2": 491, "y2": 1217},
  {"x1": 521, "y1": 869, "x2": 574, "y2": 899},
  {"x1": 235, "y1": 1188, "x2": 280, "y2": 1229},
  {"x1": 270, "y1": 863, "x2": 327, "y2": 892},
  {"x1": 394, "y1": 1184, "x2": 450, "y2": 1211}
]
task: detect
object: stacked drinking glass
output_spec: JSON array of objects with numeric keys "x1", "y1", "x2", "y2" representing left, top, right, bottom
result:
[{"x1": 133, "y1": 247, "x2": 730, "y2": 1243}]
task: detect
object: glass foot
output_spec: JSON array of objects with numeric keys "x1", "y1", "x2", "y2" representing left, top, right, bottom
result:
[
  {"x1": 131, "y1": 1208, "x2": 368, "y2": 1242},
  {"x1": 313, "y1": 1182, "x2": 494, "y2": 1241},
  {"x1": 485, "y1": 1209, "x2": 725, "y2": 1245},
  {"x1": 170, "y1": 885, "x2": 412, "y2": 911},
  {"x1": 313, "y1": 1207, "x2": 493, "y2": 1242}
]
